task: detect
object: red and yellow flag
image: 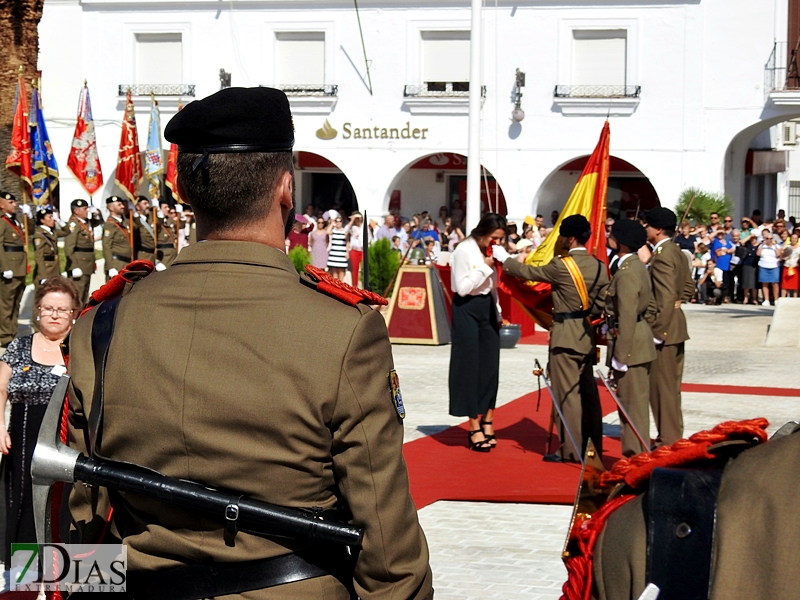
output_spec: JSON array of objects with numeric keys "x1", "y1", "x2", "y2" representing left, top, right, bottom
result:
[
  {"x1": 114, "y1": 90, "x2": 143, "y2": 202},
  {"x1": 165, "y1": 104, "x2": 181, "y2": 203},
  {"x1": 5, "y1": 72, "x2": 32, "y2": 189},
  {"x1": 500, "y1": 121, "x2": 610, "y2": 328}
]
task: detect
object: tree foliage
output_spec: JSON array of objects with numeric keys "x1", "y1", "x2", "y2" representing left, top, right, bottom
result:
[
  {"x1": 674, "y1": 188, "x2": 734, "y2": 226},
  {"x1": 368, "y1": 238, "x2": 400, "y2": 297}
]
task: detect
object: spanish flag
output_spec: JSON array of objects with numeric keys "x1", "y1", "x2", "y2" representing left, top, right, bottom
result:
[{"x1": 500, "y1": 121, "x2": 610, "y2": 328}]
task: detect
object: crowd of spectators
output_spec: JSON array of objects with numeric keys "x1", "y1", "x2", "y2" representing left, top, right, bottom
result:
[
  {"x1": 667, "y1": 209, "x2": 799, "y2": 305},
  {"x1": 285, "y1": 204, "x2": 561, "y2": 284}
]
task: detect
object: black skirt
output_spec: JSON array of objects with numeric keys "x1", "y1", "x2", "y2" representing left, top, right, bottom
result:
[{"x1": 448, "y1": 293, "x2": 500, "y2": 418}]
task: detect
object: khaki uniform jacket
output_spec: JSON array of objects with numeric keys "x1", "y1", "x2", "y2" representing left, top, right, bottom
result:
[
  {"x1": 135, "y1": 214, "x2": 156, "y2": 256},
  {"x1": 503, "y1": 249, "x2": 609, "y2": 354},
  {"x1": 67, "y1": 241, "x2": 433, "y2": 599},
  {"x1": 0, "y1": 214, "x2": 28, "y2": 278},
  {"x1": 604, "y1": 256, "x2": 656, "y2": 367},
  {"x1": 102, "y1": 216, "x2": 134, "y2": 272},
  {"x1": 593, "y1": 430, "x2": 800, "y2": 600},
  {"x1": 32, "y1": 225, "x2": 65, "y2": 284},
  {"x1": 155, "y1": 220, "x2": 177, "y2": 266},
  {"x1": 648, "y1": 240, "x2": 694, "y2": 345},
  {"x1": 65, "y1": 215, "x2": 101, "y2": 274}
]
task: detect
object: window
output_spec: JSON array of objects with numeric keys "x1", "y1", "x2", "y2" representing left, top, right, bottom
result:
[
  {"x1": 136, "y1": 33, "x2": 183, "y2": 84},
  {"x1": 789, "y1": 181, "x2": 800, "y2": 218},
  {"x1": 572, "y1": 30, "x2": 627, "y2": 87},
  {"x1": 421, "y1": 31, "x2": 470, "y2": 89},
  {"x1": 276, "y1": 32, "x2": 325, "y2": 85}
]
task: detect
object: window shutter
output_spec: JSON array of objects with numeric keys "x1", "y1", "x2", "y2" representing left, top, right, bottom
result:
[
  {"x1": 572, "y1": 30, "x2": 627, "y2": 87},
  {"x1": 422, "y1": 31, "x2": 470, "y2": 83},
  {"x1": 136, "y1": 33, "x2": 183, "y2": 84},
  {"x1": 276, "y1": 32, "x2": 325, "y2": 85}
]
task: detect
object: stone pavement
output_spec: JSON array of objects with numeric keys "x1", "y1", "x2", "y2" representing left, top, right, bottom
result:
[{"x1": 398, "y1": 303, "x2": 800, "y2": 600}]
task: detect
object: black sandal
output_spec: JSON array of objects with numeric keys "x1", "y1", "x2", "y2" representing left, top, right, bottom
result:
[
  {"x1": 480, "y1": 419, "x2": 497, "y2": 447},
  {"x1": 468, "y1": 429, "x2": 492, "y2": 452}
]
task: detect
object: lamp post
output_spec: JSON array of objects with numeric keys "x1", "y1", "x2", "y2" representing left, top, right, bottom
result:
[
  {"x1": 512, "y1": 69, "x2": 526, "y2": 122},
  {"x1": 466, "y1": 0, "x2": 483, "y2": 234}
]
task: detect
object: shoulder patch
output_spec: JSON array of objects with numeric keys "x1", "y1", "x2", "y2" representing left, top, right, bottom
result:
[
  {"x1": 304, "y1": 265, "x2": 388, "y2": 307},
  {"x1": 34, "y1": 238, "x2": 40, "y2": 246},
  {"x1": 388, "y1": 370, "x2": 405, "y2": 419},
  {"x1": 69, "y1": 221, "x2": 76, "y2": 231},
  {"x1": 104, "y1": 230, "x2": 110, "y2": 237}
]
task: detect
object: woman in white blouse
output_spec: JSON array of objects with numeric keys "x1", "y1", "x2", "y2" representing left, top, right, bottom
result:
[{"x1": 448, "y1": 213, "x2": 507, "y2": 452}]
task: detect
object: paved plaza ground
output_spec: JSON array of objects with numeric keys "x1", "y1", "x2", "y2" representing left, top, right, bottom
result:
[{"x1": 396, "y1": 303, "x2": 800, "y2": 600}]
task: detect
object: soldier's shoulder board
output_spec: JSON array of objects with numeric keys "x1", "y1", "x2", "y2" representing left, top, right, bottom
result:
[
  {"x1": 302, "y1": 265, "x2": 388, "y2": 307},
  {"x1": 69, "y1": 221, "x2": 77, "y2": 231}
]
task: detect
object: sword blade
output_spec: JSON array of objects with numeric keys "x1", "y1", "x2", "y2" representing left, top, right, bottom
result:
[
  {"x1": 596, "y1": 368, "x2": 649, "y2": 451},
  {"x1": 537, "y1": 362, "x2": 584, "y2": 466}
]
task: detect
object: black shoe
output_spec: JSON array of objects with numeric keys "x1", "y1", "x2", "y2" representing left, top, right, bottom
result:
[
  {"x1": 468, "y1": 429, "x2": 491, "y2": 453},
  {"x1": 480, "y1": 419, "x2": 497, "y2": 448}
]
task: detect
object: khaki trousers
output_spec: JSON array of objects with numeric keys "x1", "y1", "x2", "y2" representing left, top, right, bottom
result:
[
  {"x1": 74, "y1": 274, "x2": 93, "y2": 307},
  {"x1": 550, "y1": 348, "x2": 603, "y2": 461},
  {"x1": 613, "y1": 362, "x2": 651, "y2": 457},
  {"x1": 650, "y1": 342, "x2": 685, "y2": 445},
  {"x1": 0, "y1": 276, "x2": 25, "y2": 345}
]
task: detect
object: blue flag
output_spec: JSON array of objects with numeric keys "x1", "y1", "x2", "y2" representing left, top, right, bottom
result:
[
  {"x1": 145, "y1": 97, "x2": 163, "y2": 201},
  {"x1": 29, "y1": 89, "x2": 59, "y2": 205}
]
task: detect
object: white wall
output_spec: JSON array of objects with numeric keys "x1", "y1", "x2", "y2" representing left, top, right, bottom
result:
[{"x1": 36, "y1": 0, "x2": 784, "y2": 222}]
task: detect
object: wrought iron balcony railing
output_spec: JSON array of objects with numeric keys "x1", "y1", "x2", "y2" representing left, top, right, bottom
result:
[
  {"x1": 118, "y1": 84, "x2": 196, "y2": 97},
  {"x1": 404, "y1": 83, "x2": 487, "y2": 98},
  {"x1": 553, "y1": 85, "x2": 641, "y2": 98},
  {"x1": 274, "y1": 84, "x2": 338, "y2": 96}
]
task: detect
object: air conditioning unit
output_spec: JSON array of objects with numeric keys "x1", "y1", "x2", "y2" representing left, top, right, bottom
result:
[{"x1": 783, "y1": 122, "x2": 797, "y2": 146}]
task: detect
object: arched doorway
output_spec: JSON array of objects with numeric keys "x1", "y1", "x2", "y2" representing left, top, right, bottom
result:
[
  {"x1": 534, "y1": 156, "x2": 659, "y2": 223},
  {"x1": 294, "y1": 151, "x2": 358, "y2": 217},
  {"x1": 385, "y1": 153, "x2": 507, "y2": 226}
]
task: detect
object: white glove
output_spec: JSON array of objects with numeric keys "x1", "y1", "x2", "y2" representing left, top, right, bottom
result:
[
  {"x1": 2, "y1": 270, "x2": 12, "y2": 280},
  {"x1": 71, "y1": 268, "x2": 83, "y2": 278},
  {"x1": 653, "y1": 337, "x2": 664, "y2": 346},
  {"x1": 157, "y1": 210, "x2": 164, "y2": 219},
  {"x1": 492, "y1": 245, "x2": 510, "y2": 264},
  {"x1": 174, "y1": 204, "x2": 184, "y2": 214},
  {"x1": 108, "y1": 268, "x2": 119, "y2": 277},
  {"x1": 20, "y1": 204, "x2": 32, "y2": 218},
  {"x1": 155, "y1": 262, "x2": 167, "y2": 272},
  {"x1": 611, "y1": 357, "x2": 628, "y2": 372},
  {"x1": 91, "y1": 206, "x2": 101, "y2": 216}
]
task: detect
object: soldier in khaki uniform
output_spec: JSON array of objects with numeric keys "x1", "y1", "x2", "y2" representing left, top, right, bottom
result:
[
  {"x1": 134, "y1": 195, "x2": 157, "y2": 263},
  {"x1": 0, "y1": 192, "x2": 30, "y2": 347},
  {"x1": 494, "y1": 215, "x2": 609, "y2": 462},
  {"x1": 643, "y1": 207, "x2": 695, "y2": 445},
  {"x1": 155, "y1": 210, "x2": 178, "y2": 268},
  {"x1": 66, "y1": 87, "x2": 433, "y2": 599},
  {"x1": 604, "y1": 220, "x2": 656, "y2": 457},
  {"x1": 31, "y1": 206, "x2": 67, "y2": 290},
  {"x1": 64, "y1": 199, "x2": 103, "y2": 306},
  {"x1": 102, "y1": 195, "x2": 135, "y2": 280}
]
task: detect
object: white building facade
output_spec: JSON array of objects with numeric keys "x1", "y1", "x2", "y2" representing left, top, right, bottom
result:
[{"x1": 36, "y1": 0, "x2": 800, "y2": 223}]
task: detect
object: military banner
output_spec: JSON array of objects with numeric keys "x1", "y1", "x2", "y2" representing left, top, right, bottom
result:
[
  {"x1": 67, "y1": 83, "x2": 104, "y2": 197},
  {"x1": 165, "y1": 103, "x2": 181, "y2": 203},
  {"x1": 29, "y1": 86, "x2": 60, "y2": 205},
  {"x1": 500, "y1": 121, "x2": 610, "y2": 329},
  {"x1": 145, "y1": 95, "x2": 163, "y2": 201},
  {"x1": 114, "y1": 90, "x2": 143, "y2": 202},
  {"x1": 5, "y1": 71, "x2": 32, "y2": 190}
]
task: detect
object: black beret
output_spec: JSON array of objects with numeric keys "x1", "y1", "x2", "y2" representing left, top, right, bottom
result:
[
  {"x1": 137, "y1": 195, "x2": 150, "y2": 203},
  {"x1": 71, "y1": 199, "x2": 89, "y2": 209},
  {"x1": 644, "y1": 207, "x2": 677, "y2": 230},
  {"x1": 1, "y1": 192, "x2": 17, "y2": 202},
  {"x1": 560, "y1": 214, "x2": 591, "y2": 238},
  {"x1": 106, "y1": 196, "x2": 124, "y2": 205},
  {"x1": 611, "y1": 219, "x2": 647, "y2": 251},
  {"x1": 164, "y1": 87, "x2": 294, "y2": 154},
  {"x1": 36, "y1": 206, "x2": 53, "y2": 224}
]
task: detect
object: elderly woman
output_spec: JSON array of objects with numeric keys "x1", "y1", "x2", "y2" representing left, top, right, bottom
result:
[{"x1": 0, "y1": 276, "x2": 80, "y2": 565}]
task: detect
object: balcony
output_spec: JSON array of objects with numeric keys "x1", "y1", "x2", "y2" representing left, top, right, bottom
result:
[
  {"x1": 403, "y1": 82, "x2": 486, "y2": 115},
  {"x1": 273, "y1": 84, "x2": 338, "y2": 115},
  {"x1": 764, "y1": 42, "x2": 800, "y2": 105},
  {"x1": 118, "y1": 84, "x2": 195, "y2": 97},
  {"x1": 552, "y1": 84, "x2": 641, "y2": 116}
]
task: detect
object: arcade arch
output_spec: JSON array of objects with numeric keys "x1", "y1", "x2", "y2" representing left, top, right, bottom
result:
[
  {"x1": 385, "y1": 152, "x2": 507, "y2": 225},
  {"x1": 534, "y1": 156, "x2": 660, "y2": 222},
  {"x1": 293, "y1": 151, "x2": 359, "y2": 217}
]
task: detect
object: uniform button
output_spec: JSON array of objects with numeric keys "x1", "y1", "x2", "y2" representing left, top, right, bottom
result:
[{"x1": 675, "y1": 522, "x2": 692, "y2": 538}]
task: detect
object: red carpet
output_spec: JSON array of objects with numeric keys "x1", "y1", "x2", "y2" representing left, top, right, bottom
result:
[
  {"x1": 681, "y1": 383, "x2": 800, "y2": 397},
  {"x1": 403, "y1": 386, "x2": 622, "y2": 509}
]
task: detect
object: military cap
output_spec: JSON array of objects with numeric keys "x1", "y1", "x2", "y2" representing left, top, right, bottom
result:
[
  {"x1": 611, "y1": 219, "x2": 647, "y2": 251},
  {"x1": 36, "y1": 206, "x2": 54, "y2": 224},
  {"x1": 559, "y1": 214, "x2": 591, "y2": 238},
  {"x1": 644, "y1": 207, "x2": 677, "y2": 230},
  {"x1": 71, "y1": 199, "x2": 89, "y2": 209},
  {"x1": 137, "y1": 195, "x2": 150, "y2": 203},
  {"x1": 164, "y1": 87, "x2": 294, "y2": 154},
  {"x1": 106, "y1": 196, "x2": 124, "y2": 205},
  {"x1": 1, "y1": 192, "x2": 17, "y2": 202}
]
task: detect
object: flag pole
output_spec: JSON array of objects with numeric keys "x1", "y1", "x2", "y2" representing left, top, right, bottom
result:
[{"x1": 465, "y1": 0, "x2": 483, "y2": 234}]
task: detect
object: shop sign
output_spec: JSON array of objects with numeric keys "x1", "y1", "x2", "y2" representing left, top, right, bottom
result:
[{"x1": 316, "y1": 119, "x2": 429, "y2": 141}]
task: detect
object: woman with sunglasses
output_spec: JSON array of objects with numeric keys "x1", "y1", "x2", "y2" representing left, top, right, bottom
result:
[
  {"x1": 0, "y1": 276, "x2": 80, "y2": 565},
  {"x1": 308, "y1": 216, "x2": 329, "y2": 269},
  {"x1": 327, "y1": 215, "x2": 349, "y2": 281}
]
